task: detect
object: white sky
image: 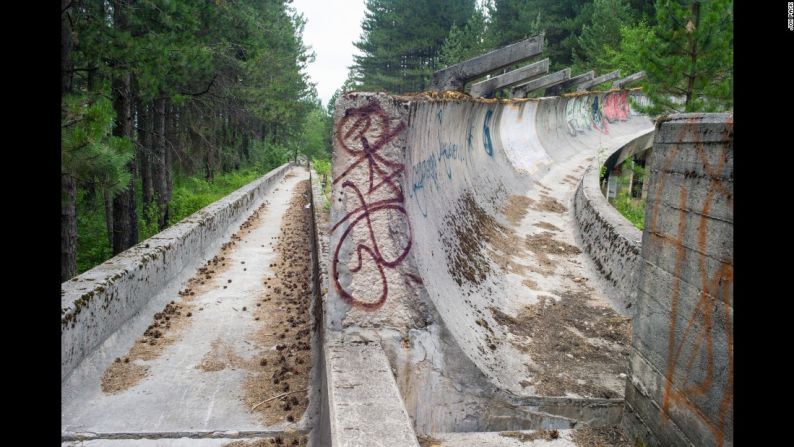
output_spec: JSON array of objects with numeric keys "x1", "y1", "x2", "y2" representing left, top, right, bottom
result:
[{"x1": 291, "y1": 0, "x2": 367, "y2": 107}]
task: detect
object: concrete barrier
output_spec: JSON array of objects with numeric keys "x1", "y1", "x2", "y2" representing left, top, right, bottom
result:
[
  {"x1": 61, "y1": 162, "x2": 293, "y2": 381},
  {"x1": 622, "y1": 113, "x2": 733, "y2": 447},
  {"x1": 573, "y1": 129, "x2": 654, "y2": 315}
]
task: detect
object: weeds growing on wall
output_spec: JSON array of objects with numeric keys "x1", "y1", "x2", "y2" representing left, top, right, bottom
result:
[
  {"x1": 76, "y1": 163, "x2": 285, "y2": 274},
  {"x1": 611, "y1": 192, "x2": 645, "y2": 230},
  {"x1": 608, "y1": 158, "x2": 647, "y2": 231}
]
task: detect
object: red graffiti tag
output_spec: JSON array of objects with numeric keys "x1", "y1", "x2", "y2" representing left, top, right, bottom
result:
[
  {"x1": 649, "y1": 118, "x2": 734, "y2": 446},
  {"x1": 331, "y1": 101, "x2": 416, "y2": 310},
  {"x1": 602, "y1": 91, "x2": 630, "y2": 122}
]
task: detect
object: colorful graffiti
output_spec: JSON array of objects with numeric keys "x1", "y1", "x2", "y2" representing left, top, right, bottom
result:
[
  {"x1": 565, "y1": 95, "x2": 592, "y2": 136},
  {"x1": 565, "y1": 91, "x2": 644, "y2": 136},
  {"x1": 602, "y1": 91, "x2": 630, "y2": 122},
  {"x1": 647, "y1": 117, "x2": 734, "y2": 446},
  {"x1": 331, "y1": 101, "x2": 413, "y2": 310},
  {"x1": 483, "y1": 109, "x2": 495, "y2": 156}
]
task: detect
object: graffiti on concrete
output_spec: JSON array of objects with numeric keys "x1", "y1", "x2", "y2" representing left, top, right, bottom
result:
[
  {"x1": 410, "y1": 142, "x2": 466, "y2": 217},
  {"x1": 603, "y1": 91, "x2": 630, "y2": 122},
  {"x1": 648, "y1": 118, "x2": 733, "y2": 446},
  {"x1": 331, "y1": 101, "x2": 413, "y2": 310},
  {"x1": 565, "y1": 95, "x2": 593, "y2": 135},
  {"x1": 591, "y1": 95, "x2": 608, "y2": 134},
  {"x1": 565, "y1": 91, "x2": 643, "y2": 136},
  {"x1": 483, "y1": 109, "x2": 495, "y2": 156}
]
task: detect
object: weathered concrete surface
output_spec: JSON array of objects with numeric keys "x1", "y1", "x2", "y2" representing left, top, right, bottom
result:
[
  {"x1": 329, "y1": 90, "x2": 655, "y2": 439},
  {"x1": 576, "y1": 71, "x2": 621, "y2": 91},
  {"x1": 469, "y1": 59, "x2": 550, "y2": 98},
  {"x1": 62, "y1": 168, "x2": 317, "y2": 443},
  {"x1": 545, "y1": 71, "x2": 595, "y2": 96},
  {"x1": 430, "y1": 34, "x2": 545, "y2": 91},
  {"x1": 426, "y1": 429, "x2": 577, "y2": 446},
  {"x1": 613, "y1": 71, "x2": 646, "y2": 89},
  {"x1": 325, "y1": 339, "x2": 420, "y2": 447},
  {"x1": 573, "y1": 129, "x2": 654, "y2": 315},
  {"x1": 61, "y1": 163, "x2": 293, "y2": 381},
  {"x1": 63, "y1": 436, "x2": 304, "y2": 447},
  {"x1": 622, "y1": 114, "x2": 733, "y2": 447},
  {"x1": 510, "y1": 68, "x2": 571, "y2": 98}
]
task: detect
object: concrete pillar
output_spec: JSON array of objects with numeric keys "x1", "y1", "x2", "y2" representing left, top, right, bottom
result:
[{"x1": 622, "y1": 113, "x2": 733, "y2": 447}]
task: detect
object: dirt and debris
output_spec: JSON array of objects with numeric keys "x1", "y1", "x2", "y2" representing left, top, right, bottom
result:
[
  {"x1": 100, "y1": 200, "x2": 271, "y2": 394},
  {"x1": 222, "y1": 436, "x2": 307, "y2": 447},
  {"x1": 536, "y1": 221, "x2": 562, "y2": 232},
  {"x1": 100, "y1": 361, "x2": 149, "y2": 395},
  {"x1": 502, "y1": 195, "x2": 535, "y2": 226},
  {"x1": 417, "y1": 435, "x2": 443, "y2": 447},
  {"x1": 442, "y1": 191, "x2": 528, "y2": 287},
  {"x1": 521, "y1": 278, "x2": 538, "y2": 289},
  {"x1": 500, "y1": 429, "x2": 560, "y2": 442},
  {"x1": 532, "y1": 194, "x2": 568, "y2": 214},
  {"x1": 489, "y1": 280, "x2": 631, "y2": 398},
  {"x1": 100, "y1": 299, "x2": 191, "y2": 394},
  {"x1": 571, "y1": 425, "x2": 632, "y2": 447},
  {"x1": 526, "y1": 232, "x2": 582, "y2": 257},
  {"x1": 196, "y1": 338, "x2": 246, "y2": 372},
  {"x1": 244, "y1": 180, "x2": 313, "y2": 426}
]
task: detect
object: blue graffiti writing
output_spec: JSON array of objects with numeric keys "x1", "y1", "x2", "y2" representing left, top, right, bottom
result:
[{"x1": 483, "y1": 109, "x2": 494, "y2": 157}]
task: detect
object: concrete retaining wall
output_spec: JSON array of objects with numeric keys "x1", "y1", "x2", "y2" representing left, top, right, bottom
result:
[
  {"x1": 572, "y1": 130, "x2": 654, "y2": 315},
  {"x1": 61, "y1": 163, "x2": 293, "y2": 381},
  {"x1": 622, "y1": 113, "x2": 733, "y2": 447}
]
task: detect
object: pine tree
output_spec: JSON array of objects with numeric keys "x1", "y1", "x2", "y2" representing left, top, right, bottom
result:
[
  {"x1": 488, "y1": 0, "x2": 588, "y2": 69},
  {"x1": 63, "y1": 0, "x2": 319, "y2": 276},
  {"x1": 438, "y1": 4, "x2": 491, "y2": 66},
  {"x1": 353, "y1": 0, "x2": 476, "y2": 93},
  {"x1": 639, "y1": 0, "x2": 733, "y2": 113},
  {"x1": 573, "y1": 0, "x2": 634, "y2": 72}
]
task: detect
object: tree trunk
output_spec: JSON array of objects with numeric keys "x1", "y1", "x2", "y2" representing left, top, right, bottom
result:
[
  {"x1": 61, "y1": 0, "x2": 77, "y2": 281},
  {"x1": 111, "y1": 0, "x2": 137, "y2": 254},
  {"x1": 139, "y1": 100, "x2": 154, "y2": 213},
  {"x1": 104, "y1": 189, "x2": 114, "y2": 249},
  {"x1": 61, "y1": 0, "x2": 73, "y2": 95},
  {"x1": 684, "y1": 1, "x2": 701, "y2": 112},
  {"x1": 164, "y1": 100, "x2": 175, "y2": 226},
  {"x1": 62, "y1": 175, "x2": 77, "y2": 281},
  {"x1": 152, "y1": 95, "x2": 168, "y2": 230}
]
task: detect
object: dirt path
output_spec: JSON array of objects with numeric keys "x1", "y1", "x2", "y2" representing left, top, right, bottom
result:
[{"x1": 62, "y1": 167, "x2": 313, "y2": 445}]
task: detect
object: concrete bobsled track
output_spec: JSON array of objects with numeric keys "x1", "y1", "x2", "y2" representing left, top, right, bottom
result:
[
  {"x1": 60, "y1": 87, "x2": 732, "y2": 447},
  {"x1": 324, "y1": 90, "x2": 655, "y2": 444}
]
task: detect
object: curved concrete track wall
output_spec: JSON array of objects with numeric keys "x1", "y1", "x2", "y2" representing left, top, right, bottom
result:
[
  {"x1": 573, "y1": 130, "x2": 654, "y2": 314},
  {"x1": 61, "y1": 163, "x2": 293, "y2": 380},
  {"x1": 328, "y1": 90, "x2": 655, "y2": 440}
]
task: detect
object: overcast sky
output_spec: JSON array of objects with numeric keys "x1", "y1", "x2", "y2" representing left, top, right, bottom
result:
[{"x1": 291, "y1": 0, "x2": 367, "y2": 107}]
